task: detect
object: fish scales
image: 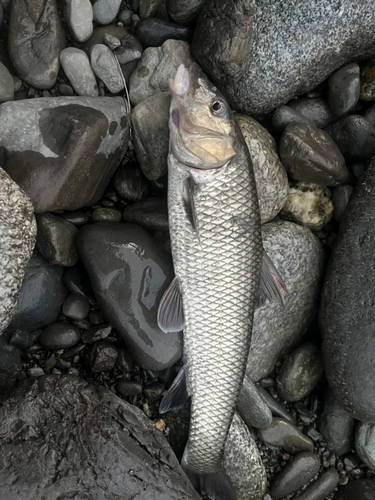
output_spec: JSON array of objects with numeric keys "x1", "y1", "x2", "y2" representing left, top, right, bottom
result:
[{"x1": 168, "y1": 137, "x2": 262, "y2": 473}]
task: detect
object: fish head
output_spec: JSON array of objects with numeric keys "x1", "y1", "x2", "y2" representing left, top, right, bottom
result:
[{"x1": 169, "y1": 63, "x2": 237, "y2": 170}]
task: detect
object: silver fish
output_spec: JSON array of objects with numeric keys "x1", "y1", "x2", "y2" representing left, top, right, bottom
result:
[{"x1": 157, "y1": 63, "x2": 285, "y2": 499}]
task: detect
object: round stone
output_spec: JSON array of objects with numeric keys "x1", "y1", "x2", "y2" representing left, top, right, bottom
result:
[
  {"x1": 272, "y1": 105, "x2": 316, "y2": 135},
  {"x1": 90, "y1": 44, "x2": 124, "y2": 94},
  {"x1": 116, "y1": 379, "x2": 143, "y2": 397},
  {"x1": 39, "y1": 322, "x2": 81, "y2": 350},
  {"x1": 326, "y1": 114, "x2": 375, "y2": 160},
  {"x1": 113, "y1": 161, "x2": 149, "y2": 203},
  {"x1": 62, "y1": 294, "x2": 90, "y2": 320},
  {"x1": 60, "y1": 48, "x2": 98, "y2": 97},
  {"x1": 293, "y1": 468, "x2": 339, "y2": 500},
  {"x1": 257, "y1": 418, "x2": 314, "y2": 455},
  {"x1": 328, "y1": 63, "x2": 360, "y2": 116}
]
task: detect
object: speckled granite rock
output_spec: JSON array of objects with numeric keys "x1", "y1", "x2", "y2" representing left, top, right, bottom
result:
[
  {"x1": 0, "y1": 375, "x2": 200, "y2": 500},
  {"x1": 0, "y1": 97, "x2": 129, "y2": 212},
  {"x1": 0, "y1": 169, "x2": 36, "y2": 334},
  {"x1": 224, "y1": 412, "x2": 267, "y2": 500},
  {"x1": 280, "y1": 182, "x2": 333, "y2": 231},
  {"x1": 246, "y1": 220, "x2": 325, "y2": 381},
  {"x1": 320, "y1": 156, "x2": 375, "y2": 422},
  {"x1": 129, "y1": 39, "x2": 192, "y2": 105},
  {"x1": 8, "y1": 0, "x2": 66, "y2": 89},
  {"x1": 192, "y1": 0, "x2": 375, "y2": 115},
  {"x1": 236, "y1": 114, "x2": 289, "y2": 223}
]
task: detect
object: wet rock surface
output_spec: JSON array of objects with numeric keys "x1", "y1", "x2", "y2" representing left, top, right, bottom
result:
[
  {"x1": 320, "y1": 156, "x2": 375, "y2": 422},
  {"x1": 35, "y1": 213, "x2": 78, "y2": 266},
  {"x1": 0, "y1": 375, "x2": 200, "y2": 500}
]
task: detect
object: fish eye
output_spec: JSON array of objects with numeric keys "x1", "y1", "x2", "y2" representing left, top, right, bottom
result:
[{"x1": 212, "y1": 100, "x2": 223, "y2": 113}]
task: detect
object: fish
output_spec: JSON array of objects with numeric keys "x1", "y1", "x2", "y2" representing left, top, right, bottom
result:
[{"x1": 157, "y1": 63, "x2": 286, "y2": 500}]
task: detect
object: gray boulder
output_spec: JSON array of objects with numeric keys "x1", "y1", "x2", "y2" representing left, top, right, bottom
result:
[{"x1": 192, "y1": 0, "x2": 375, "y2": 115}]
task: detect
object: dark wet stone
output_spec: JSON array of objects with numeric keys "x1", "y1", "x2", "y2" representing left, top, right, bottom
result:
[
  {"x1": 237, "y1": 375, "x2": 273, "y2": 429},
  {"x1": 76, "y1": 25, "x2": 130, "y2": 54},
  {"x1": 90, "y1": 208, "x2": 122, "y2": 222},
  {"x1": 272, "y1": 105, "x2": 315, "y2": 134},
  {"x1": 280, "y1": 123, "x2": 349, "y2": 186},
  {"x1": 361, "y1": 63, "x2": 375, "y2": 101},
  {"x1": 61, "y1": 294, "x2": 90, "y2": 320},
  {"x1": 81, "y1": 325, "x2": 111, "y2": 343},
  {"x1": 88, "y1": 310, "x2": 105, "y2": 325},
  {"x1": 143, "y1": 382, "x2": 165, "y2": 402},
  {"x1": 328, "y1": 63, "x2": 360, "y2": 116},
  {"x1": 276, "y1": 342, "x2": 324, "y2": 402},
  {"x1": 60, "y1": 210, "x2": 89, "y2": 226},
  {"x1": 8, "y1": 0, "x2": 66, "y2": 89},
  {"x1": 39, "y1": 323, "x2": 81, "y2": 350},
  {"x1": 270, "y1": 452, "x2": 321, "y2": 499},
  {"x1": 257, "y1": 385, "x2": 296, "y2": 425},
  {"x1": 36, "y1": 213, "x2": 79, "y2": 266},
  {"x1": 9, "y1": 330, "x2": 38, "y2": 350},
  {"x1": 84, "y1": 341, "x2": 118, "y2": 372},
  {"x1": 55, "y1": 357, "x2": 71, "y2": 370},
  {"x1": 1, "y1": 97, "x2": 129, "y2": 212},
  {"x1": 151, "y1": 230, "x2": 171, "y2": 254},
  {"x1": 293, "y1": 468, "x2": 339, "y2": 500},
  {"x1": 118, "y1": 9, "x2": 133, "y2": 25},
  {"x1": 333, "y1": 479, "x2": 375, "y2": 499},
  {"x1": 257, "y1": 418, "x2": 314, "y2": 454},
  {"x1": 325, "y1": 115, "x2": 375, "y2": 160},
  {"x1": 114, "y1": 34, "x2": 143, "y2": 65},
  {"x1": 116, "y1": 379, "x2": 143, "y2": 397},
  {"x1": 113, "y1": 161, "x2": 149, "y2": 203},
  {"x1": 331, "y1": 185, "x2": 353, "y2": 223},
  {"x1": 192, "y1": 0, "x2": 375, "y2": 116},
  {"x1": 132, "y1": 91, "x2": 170, "y2": 180},
  {"x1": 363, "y1": 102, "x2": 375, "y2": 127},
  {"x1": 0, "y1": 375, "x2": 200, "y2": 499},
  {"x1": 61, "y1": 342, "x2": 86, "y2": 358},
  {"x1": 167, "y1": 0, "x2": 205, "y2": 24},
  {"x1": 355, "y1": 422, "x2": 375, "y2": 471},
  {"x1": 116, "y1": 348, "x2": 134, "y2": 373},
  {"x1": 9, "y1": 251, "x2": 68, "y2": 332},
  {"x1": 77, "y1": 223, "x2": 182, "y2": 370},
  {"x1": 122, "y1": 198, "x2": 168, "y2": 230},
  {"x1": 288, "y1": 98, "x2": 335, "y2": 129},
  {"x1": 320, "y1": 157, "x2": 375, "y2": 422},
  {"x1": 57, "y1": 83, "x2": 74, "y2": 96},
  {"x1": 63, "y1": 263, "x2": 96, "y2": 303},
  {"x1": 135, "y1": 17, "x2": 192, "y2": 48},
  {"x1": 0, "y1": 333, "x2": 22, "y2": 393}
]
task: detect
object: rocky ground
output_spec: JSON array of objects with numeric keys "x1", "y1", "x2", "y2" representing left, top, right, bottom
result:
[{"x1": 1, "y1": 1, "x2": 375, "y2": 499}]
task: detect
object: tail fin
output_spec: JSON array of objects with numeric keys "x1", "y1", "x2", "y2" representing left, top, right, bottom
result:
[{"x1": 182, "y1": 463, "x2": 236, "y2": 500}]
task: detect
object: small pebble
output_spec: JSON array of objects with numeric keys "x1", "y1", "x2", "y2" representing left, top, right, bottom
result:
[
  {"x1": 90, "y1": 44, "x2": 124, "y2": 94},
  {"x1": 28, "y1": 367, "x2": 44, "y2": 377},
  {"x1": 155, "y1": 418, "x2": 165, "y2": 432},
  {"x1": 57, "y1": 83, "x2": 74, "y2": 96},
  {"x1": 104, "y1": 33, "x2": 121, "y2": 50},
  {"x1": 257, "y1": 418, "x2": 314, "y2": 454},
  {"x1": 62, "y1": 294, "x2": 90, "y2": 320},
  {"x1": 81, "y1": 325, "x2": 112, "y2": 343},
  {"x1": 116, "y1": 348, "x2": 134, "y2": 373},
  {"x1": 118, "y1": 9, "x2": 133, "y2": 25},
  {"x1": 90, "y1": 207, "x2": 122, "y2": 222},
  {"x1": 39, "y1": 323, "x2": 81, "y2": 350},
  {"x1": 84, "y1": 341, "x2": 118, "y2": 372},
  {"x1": 114, "y1": 34, "x2": 143, "y2": 64},
  {"x1": 116, "y1": 379, "x2": 142, "y2": 397}
]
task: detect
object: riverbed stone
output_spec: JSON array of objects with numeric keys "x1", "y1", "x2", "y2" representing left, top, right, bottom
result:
[
  {"x1": 0, "y1": 97, "x2": 129, "y2": 212},
  {"x1": 62, "y1": 0, "x2": 93, "y2": 42},
  {"x1": 192, "y1": 0, "x2": 375, "y2": 115},
  {"x1": 39, "y1": 322, "x2": 81, "y2": 350},
  {"x1": 129, "y1": 39, "x2": 192, "y2": 105},
  {"x1": 77, "y1": 222, "x2": 182, "y2": 370},
  {"x1": 77, "y1": 25, "x2": 130, "y2": 54},
  {"x1": 90, "y1": 44, "x2": 124, "y2": 94},
  {"x1": 0, "y1": 61, "x2": 14, "y2": 102},
  {"x1": 122, "y1": 198, "x2": 168, "y2": 230},
  {"x1": 237, "y1": 375, "x2": 273, "y2": 429},
  {"x1": 167, "y1": 0, "x2": 205, "y2": 24},
  {"x1": 132, "y1": 90, "x2": 170, "y2": 180},
  {"x1": 328, "y1": 63, "x2": 360, "y2": 116},
  {"x1": 113, "y1": 161, "x2": 149, "y2": 202},
  {"x1": 280, "y1": 124, "x2": 349, "y2": 186},
  {"x1": 293, "y1": 468, "x2": 339, "y2": 500},
  {"x1": 224, "y1": 412, "x2": 267, "y2": 500},
  {"x1": 62, "y1": 294, "x2": 90, "y2": 320},
  {"x1": 288, "y1": 98, "x2": 335, "y2": 129},
  {"x1": 269, "y1": 452, "x2": 321, "y2": 499},
  {"x1": 8, "y1": 0, "x2": 66, "y2": 89},
  {"x1": 246, "y1": 220, "x2": 325, "y2": 382},
  {"x1": 8, "y1": 250, "x2": 68, "y2": 332},
  {"x1": 114, "y1": 34, "x2": 143, "y2": 65},
  {"x1": 320, "y1": 156, "x2": 375, "y2": 422},
  {"x1": 317, "y1": 386, "x2": 354, "y2": 456},
  {"x1": 257, "y1": 418, "x2": 314, "y2": 454},
  {"x1": 0, "y1": 169, "x2": 36, "y2": 334},
  {"x1": 236, "y1": 114, "x2": 289, "y2": 223},
  {"x1": 36, "y1": 213, "x2": 79, "y2": 267},
  {"x1": 272, "y1": 105, "x2": 316, "y2": 135},
  {"x1": 333, "y1": 479, "x2": 375, "y2": 500},
  {"x1": 92, "y1": 0, "x2": 122, "y2": 25},
  {"x1": 60, "y1": 48, "x2": 98, "y2": 97},
  {"x1": 355, "y1": 422, "x2": 375, "y2": 472},
  {"x1": 0, "y1": 375, "x2": 200, "y2": 499},
  {"x1": 280, "y1": 182, "x2": 333, "y2": 231},
  {"x1": 135, "y1": 18, "x2": 192, "y2": 48},
  {"x1": 331, "y1": 185, "x2": 353, "y2": 223},
  {"x1": 326, "y1": 115, "x2": 375, "y2": 160}
]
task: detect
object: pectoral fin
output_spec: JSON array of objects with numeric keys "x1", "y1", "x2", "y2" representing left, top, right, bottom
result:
[
  {"x1": 182, "y1": 175, "x2": 198, "y2": 235},
  {"x1": 159, "y1": 366, "x2": 189, "y2": 413},
  {"x1": 257, "y1": 250, "x2": 288, "y2": 307},
  {"x1": 157, "y1": 276, "x2": 185, "y2": 333}
]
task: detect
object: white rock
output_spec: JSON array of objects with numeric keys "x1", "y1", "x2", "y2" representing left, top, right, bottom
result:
[
  {"x1": 246, "y1": 220, "x2": 325, "y2": 381},
  {"x1": 236, "y1": 114, "x2": 289, "y2": 224},
  {"x1": 60, "y1": 48, "x2": 98, "y2": 97},
  {"x1": 280, "y1": 181, "x2": 333, "y2": 231},
  {"x1": 0, "y1": 168, "x2": 37, "y2": 334},
  {"x1": 129, "y1": 39, "x2": 192, "y2": 105},
  {"x1": 90, "y1": 44, "x2": 124, "y2": 94},
  {"x1": 224, "y1": 413, "x2": 267, "y2": 500},
  {"x1": 63, "y1": 0, "x2": 93, "y2": 43}
]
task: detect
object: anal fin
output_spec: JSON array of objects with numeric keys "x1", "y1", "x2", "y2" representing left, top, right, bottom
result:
[
  {"x1": 257, "y1": 250, "x2": 288, "y2": 307},
  {"x1": 157, "y1": 276, "x2": 185, "y2": 333},
  {"x1": 159, "y1": 366, "x2": 189, "y2": 413}
]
